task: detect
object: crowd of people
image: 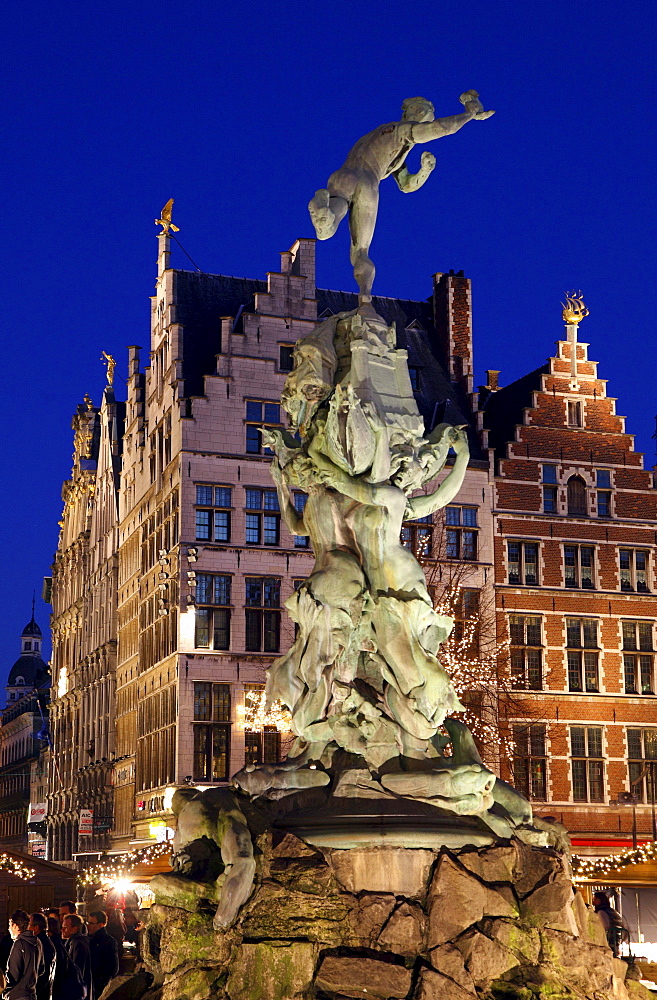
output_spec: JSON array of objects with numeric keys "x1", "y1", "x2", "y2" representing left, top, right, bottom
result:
[{"x1": 0, "y1": 901, "x2": 123, "y2": 1000}]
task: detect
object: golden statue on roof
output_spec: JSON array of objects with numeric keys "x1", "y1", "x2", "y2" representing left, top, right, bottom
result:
[
  {"x1": 100, "y1": 351, "x2": 116, "y2": 386},
  {"x1": 155, "y1": 198, "x2": 180, "y2": 235},
  {"x1": 562, "y1": 291, "x2": 589, "y2": 325}
]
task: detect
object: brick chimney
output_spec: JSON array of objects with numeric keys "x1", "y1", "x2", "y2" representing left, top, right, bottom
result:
[{"x1": 432, "y1": 271, "x2": 474, "y2": 393}]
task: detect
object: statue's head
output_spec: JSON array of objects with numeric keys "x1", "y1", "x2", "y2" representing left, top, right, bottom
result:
[{"x1": 401, "y1": 97, "x2": 435, "y2": 123}]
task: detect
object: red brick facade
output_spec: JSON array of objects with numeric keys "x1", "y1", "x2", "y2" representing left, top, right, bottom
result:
[{"x1": 482, "y1": 331, "x2": 657, "y2": 849}]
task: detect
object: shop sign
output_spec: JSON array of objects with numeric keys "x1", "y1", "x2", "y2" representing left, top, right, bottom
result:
[{"x1": 79, "y1": 809, "x2": 94, "y2": 835}]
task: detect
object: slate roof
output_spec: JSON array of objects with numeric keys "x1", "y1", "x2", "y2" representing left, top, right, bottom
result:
[
  {"x1": 8, "y1": 654, "x2": 49, "y2": 689},
  {"x1": 481, "y1": 364, "x2": 549, "y2": 460},
  {"x1": 21, "y1": 617, "x2": 42, "y2": 638},
  {"x1": 173, "y1": 270, "x2": 483, "y2": 458}
]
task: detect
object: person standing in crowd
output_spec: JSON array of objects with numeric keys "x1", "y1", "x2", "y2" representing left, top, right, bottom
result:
[
  {"x1": 87, "y1": 913, "x2": 119, "y2": 999},
  {"x1": 3, "y1": 909, "x2": 43, "y2": 1000},
  {"x1": 592, "y1": 891, "x2": 630, "y2": 957},
  {"x1": 27, "y1": 916, "x2": 53, "y2": 1000},
  {"x1": 47, "y1": 916, "x2": 82, "y2": 1000},
  {"x1": 61, "y1": 915, "x2": 93, "y2": 1000},
  {"x1": 58, "y1": 904, "x2": 86, "y2": 935},
  {"x1": 104, "y1": 907, "x2": 124, "y2": 950}
]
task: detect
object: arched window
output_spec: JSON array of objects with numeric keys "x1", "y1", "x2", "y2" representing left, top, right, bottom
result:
[{"x1": 567, "y1": 476, "x2": 588, "y2": 516}]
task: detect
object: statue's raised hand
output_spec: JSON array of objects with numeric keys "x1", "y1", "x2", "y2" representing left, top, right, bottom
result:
[{"x1": 459, "y1": 89, "x2": 495, "y2": 120}]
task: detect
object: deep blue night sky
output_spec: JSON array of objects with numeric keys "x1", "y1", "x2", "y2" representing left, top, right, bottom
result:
[{"x1": 1, "y1": 0, "x2": 655, "y2": 677}]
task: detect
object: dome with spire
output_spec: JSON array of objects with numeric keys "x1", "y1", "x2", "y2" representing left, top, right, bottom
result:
[
  {"x1": 6, "y1": 606, "x2": 49, "y2": 697},
  {"x1": 21, "y1": 617, "x2": 42, "y2": 638}
]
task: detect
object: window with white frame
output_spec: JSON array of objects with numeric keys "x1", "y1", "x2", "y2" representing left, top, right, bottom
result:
[
  {"x1": 564, "y1": 544, "x2": 594, "y2": 589},
  {"x1": 619, "y1": 549, "x2": 649, "y2": 593},
  {"x1": 509, "y1": 615, "x2": 543, "y2": 690},
  {"x1": 622, "y1": 621, "x2": 654, "y2": 695},
  {"x1": 507, "y1": 541, "x2": 538, "y2": 585},
  {"x1": 627, "y1": 729, "x2": 657, "y2": 803},
  {"x1": 512, "y1": 724, "x2": 547, "y2": 800},
  {"x1": 567, "y1": 400, "x2": 583, "y2": 427},
  {"x1": 570, "y1": 726, "x2": 604, "y2": 802},
  {"x1": 596, "y1": 469, "x2": 612, "y2": 518},
  {"x1": 542, "y1": 464, "x2": 558, "y2": 513},
  {"x1": 195, "y1": 485, "x2": 231, "y2": 543},
  {"x1": 566, "y1": 617, "x2": 599, "y2": 692}
]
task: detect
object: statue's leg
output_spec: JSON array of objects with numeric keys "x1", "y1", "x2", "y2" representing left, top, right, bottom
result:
[
  {"x1": 213, "y1": 816, "x2": 256, "y2": 931},
  {"x1": 348, "y1": 180, "x2": 378, "y2": 302},
  {"x1": 308, "y1": 189, "x2": 348, "y2": 240}
]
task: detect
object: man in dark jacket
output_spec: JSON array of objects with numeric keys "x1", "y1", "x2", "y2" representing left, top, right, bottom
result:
[
  {"x1": 3, "y1": 909, "x2": 43, "y2": 1000},
  {"x1": 61, "y1": 915, "x2": 93, "y2": 1000},
  {"x1": 27, "y1": 916, "x2": 53, "y2": 1000},
  {"x1": 87, "y1": 912, "x2": 119, "y2": 998}
]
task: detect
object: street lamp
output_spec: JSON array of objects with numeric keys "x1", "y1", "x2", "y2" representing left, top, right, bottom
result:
[{"x1": 614, "y1": 791, "x2": 639, "y2": 849}]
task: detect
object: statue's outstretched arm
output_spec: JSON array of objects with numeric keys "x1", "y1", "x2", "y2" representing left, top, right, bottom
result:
[
  {"x1": 412, "y1": 92, "x2": 494, "y2": 144},
  {"x1": 270, "y1": 460, "x2": 306, "y2": 536},
  {"x1": 405, "y1": 441, "x2": 469, "y2": 520}
]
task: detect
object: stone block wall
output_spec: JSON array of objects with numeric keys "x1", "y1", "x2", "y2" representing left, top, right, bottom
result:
[{"x1": 133, "y1": 834, "x2": 652, "y2": 1000}]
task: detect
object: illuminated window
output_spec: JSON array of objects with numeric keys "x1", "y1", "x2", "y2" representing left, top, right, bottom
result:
[
  {"x1": 192, "y1": 683, "x2": 231, "y2": 782},
  {"x1": 507, "y1": 541, "x2": 538, "y2": 585},
  {"x1": 627, "y1": 729, "x2": 657, "y2": 803},
  {"x1": 570, "y1": 727, "x2": 604, "y2": 802},
  {"x1": 509, "y1": 615, "x2": 542, "y2": 690},
  {"x1": 512, "y1": 724, "x2": 547, "y2": 801},
  {"x1": 566, "y1": 618, "x2": 599, "y2": 692},
  {"x1": 622, "y1": 621, "x2": 654, "y2": 694}
]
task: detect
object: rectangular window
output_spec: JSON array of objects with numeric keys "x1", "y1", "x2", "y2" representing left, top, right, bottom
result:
[
  {"x1": 623, "y1": 621, "x2": 654, "y2": 694},
  {"x1": 627, "y1": 729, "x2": 657, "y2": 803},
  {"x1": 408, "y1": 366, "x2": 421, "y2": 391},
  {"x1": 597, "y1": 491, "x2": 612, "y2": 518},
  {"x1": 564, "y1": 544, "x2": 594, "y2": 589},
  {"x1": 293, "y1": 493, "x2": 310, "y2": 548},
  {"x1": 619, "y1": 549, "x2": 650, "y2": 593},
  {"x1": 567, "y1": 400, "x2": 583, "y2": 427},
  {"x1": 195, "y1": 485, "x2": 232, "y2": 543},
  {"x1": 566, "y1": 618, "x2": 599, "y2": 692},
  {"x1": 279, "y1": 345, "x2": 295, "y2": 372},
  {"x1": 245, "y1": 488, "x2": 280, "y2": 546},
  {"x1": 401, "y1": 515, "x2": 433, "y2": 557},
  {"x1": 512, "y1": 724, "x2": 547, "y2": 800},
  {"x1": 245, "y1": 577, "x2": 281, "y2": 653},
  {"x1": 245, "y1": 400, "x2": 281, "y2": 454},
  {"x1": 596, "y1": 469, "x2": 612, "y2": 488},
  {"x1": 507, "y1": 541, "x2": 539, "y2": 585},
  {"x1": 192, "y1": 682, "x2": 231, "y2": 781},
  {"x1": 543, "y1": 486, "x2": 558, "y2": 513},
  {"x1": 244, "y1": 727, "x2": 281, "y2": 766},
  {"x1": 445, "y1": 506, "x2": 478, "y2": 561},
  {"x1": 570, "y1": 726, "x2": 604, "y2": 802},
  {"x1": 542, "y1": 464, "x2": 558, "y2": 484},
  {"x1": 194, "y1": 575, "x2": 231, "y2": 650},
  {"x1": 509, "y1": 615, "x2": 543, "y2": 690}
]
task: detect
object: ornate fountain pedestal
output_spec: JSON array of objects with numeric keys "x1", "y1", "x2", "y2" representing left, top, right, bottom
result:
[{"x1": 136, "y1": 830, "x2": 650, "y2": 1000}]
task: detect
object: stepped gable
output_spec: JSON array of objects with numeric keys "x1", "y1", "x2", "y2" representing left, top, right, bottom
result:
[{"x1": 172, "y1": 268, "x2": 481, "y2": 453}]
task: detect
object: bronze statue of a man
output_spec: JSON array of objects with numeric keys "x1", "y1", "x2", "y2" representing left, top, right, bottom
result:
[{"x1": 308, "y1": 91, "x2": 494, "y2": 303}]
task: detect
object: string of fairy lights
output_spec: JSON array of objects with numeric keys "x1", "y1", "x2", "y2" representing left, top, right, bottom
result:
[
  {"x1": 0, "y1": 854, "x2": 36, "y2": 881},
  {"x1": 571, "y1": 840, "x2": 657, "y2": 882},
  {"x1": 77, "y1": 841, "x2": 172, "y2": 887}
]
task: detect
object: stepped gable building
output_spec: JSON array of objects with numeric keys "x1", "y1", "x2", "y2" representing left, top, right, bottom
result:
[
  {"x1": 481, "y1": 309, "x2": 657, "y2": 849},
  {"x1": 47, "y1": 382, "x2": 124, "y2": 862},
  {"x1": 110, "y1": 229, "x2": 492, "y2": 850},
  {"x1": 0, "y1": 613, "x2": 50, "y2": 853}
]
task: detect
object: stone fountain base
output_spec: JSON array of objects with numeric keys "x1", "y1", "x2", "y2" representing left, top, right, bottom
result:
[{"x1": 130, "y1": 830, "x2": 653, "y2": 1000}]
